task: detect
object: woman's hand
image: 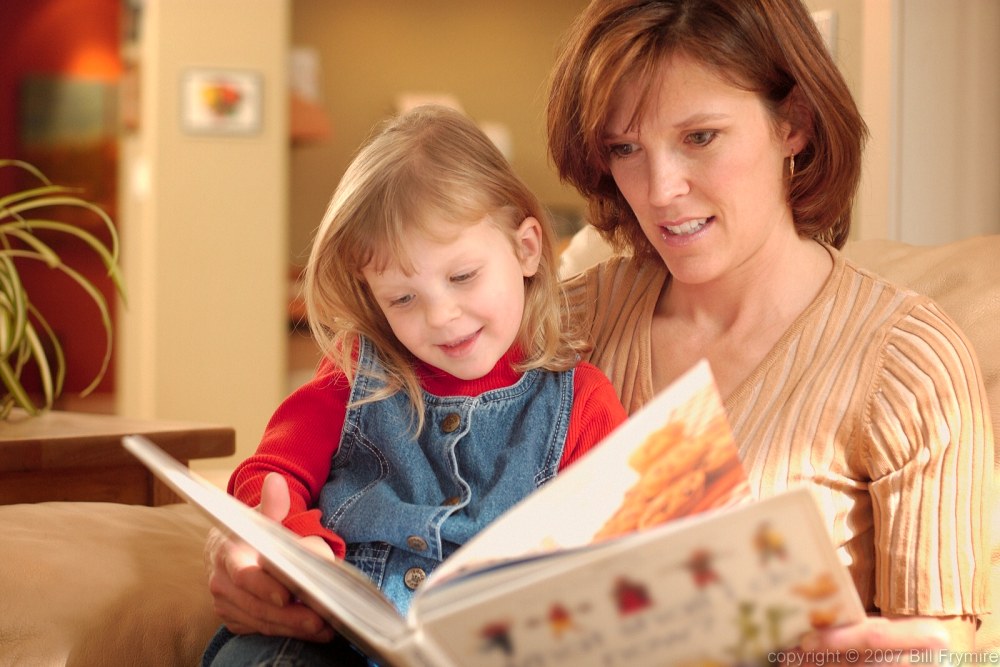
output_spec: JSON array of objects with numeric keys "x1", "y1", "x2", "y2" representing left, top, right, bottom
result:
[
  {"x1": 204, "y1": 472, "x2": 334, "y2": 641},
  {"x1": 782, "y1": 614, "x2": 973, "y2": 666}
]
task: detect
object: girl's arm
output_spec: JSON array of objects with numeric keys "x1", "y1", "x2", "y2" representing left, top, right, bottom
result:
[
  {"x1": 228, "y1": 357, "x2": 351, "y2": 556},
  {"x1": 559, "y1": 361, "x2": 628, "y2": 469}
]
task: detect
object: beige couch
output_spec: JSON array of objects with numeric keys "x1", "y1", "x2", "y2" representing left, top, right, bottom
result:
[{"x1": 1, "y1": 234, "x2": 998, "y2": 666}]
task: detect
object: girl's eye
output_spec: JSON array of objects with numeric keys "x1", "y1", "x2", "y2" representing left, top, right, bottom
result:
[
  {"x1": 388, "y1": 294, "x2": 413, "y2": 308},
  {"x1": 607, "y1": 143, "x2": 637, "y2": 159},
  {"x1": 686, "y1": 130, "x2": 717, "y2": 147},
  {"x1": 451, "y1": 270, "x2": 478, "y2": 284}
]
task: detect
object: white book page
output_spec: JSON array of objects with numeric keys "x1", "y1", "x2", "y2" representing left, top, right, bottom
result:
[{"x1": 427, "y1": 359, "x2": 741, "y2": 587}]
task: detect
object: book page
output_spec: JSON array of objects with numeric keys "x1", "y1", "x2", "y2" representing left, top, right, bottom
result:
[
  {"x1": 415, "y1": 488, "x2": 866, "y2": 667},
  {"x1": 427, "y1": 359, "x2": 749, "y2": 586},
  {"x1": 121, "y1": 435, "x2": 429, "y2": 667}
]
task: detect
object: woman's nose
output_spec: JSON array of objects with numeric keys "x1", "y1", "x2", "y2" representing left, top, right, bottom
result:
[{"x1": 648, "y1": 152, "x2": 690, "y2": 207}]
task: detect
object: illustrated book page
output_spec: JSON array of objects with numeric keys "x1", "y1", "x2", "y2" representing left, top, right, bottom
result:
[
  {"x1": 428, "y1": 359, "x2": 749, "y2": 584},
  {"x1": 412, "y1": 486, "x2": 866, "y2": 667}
]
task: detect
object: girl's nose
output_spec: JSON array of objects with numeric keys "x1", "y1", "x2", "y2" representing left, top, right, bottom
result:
[{"x1": 425, "y1": 295, "x2": 460, "y2": 328}]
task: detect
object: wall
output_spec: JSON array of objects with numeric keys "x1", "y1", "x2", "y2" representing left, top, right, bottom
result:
[
  {"x1": 0, "y1": 0, "x2": 122, "y2": 397},
  {"x1": 895, "y1": 0, "x2": 1000, "y2": 245},
  {"x1": 806, "y1": 0, "x2": 1000, "y2": 244},
  {"x1": 117, "y1": 0, "x2": 290, "y2": 471},
  {"x1": 288, "y1": 0, "x2": 590, "y2": 266}
]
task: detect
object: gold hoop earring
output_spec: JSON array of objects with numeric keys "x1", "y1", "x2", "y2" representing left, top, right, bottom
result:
[{"x1": 789, "y1": 153, "x2": 796, "y2": 179}]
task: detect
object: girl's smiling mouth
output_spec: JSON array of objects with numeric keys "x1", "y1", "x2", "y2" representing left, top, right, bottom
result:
[{"x1": 438, "y1": 329, "x2": 482, "y2": 356}]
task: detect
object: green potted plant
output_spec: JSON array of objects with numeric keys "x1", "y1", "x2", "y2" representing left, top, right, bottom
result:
[{"x1": 0, "y1": 159, "x2": 125, "y2": 419}]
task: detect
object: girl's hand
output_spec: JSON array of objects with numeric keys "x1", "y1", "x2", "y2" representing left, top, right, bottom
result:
[{"x1": 204, "y1": 473, "x2": 334, "y2": 641}]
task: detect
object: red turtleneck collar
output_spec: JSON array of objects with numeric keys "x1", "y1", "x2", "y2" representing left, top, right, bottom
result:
[{"x1": 415, "y1": 346, "x2": 526, "y2": 398}]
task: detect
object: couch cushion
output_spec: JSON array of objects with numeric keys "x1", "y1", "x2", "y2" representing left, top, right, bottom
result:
[{"x1": 0, "y1": 501, "x2": 218, "y2": 667}]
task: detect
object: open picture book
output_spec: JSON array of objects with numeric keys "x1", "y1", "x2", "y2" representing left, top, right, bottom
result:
[{"x1": 122, "y1": 359, "x2": 865, "y2": 667}]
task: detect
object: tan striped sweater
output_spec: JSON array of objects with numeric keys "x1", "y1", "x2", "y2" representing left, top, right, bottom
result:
[{"x1": 563, "y1": 247, "x2": 992, "y2": 617}]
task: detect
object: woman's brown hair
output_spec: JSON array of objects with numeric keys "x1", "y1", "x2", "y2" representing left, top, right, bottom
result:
[{"x1": 547, "y1": 0, "x2": 868, "y2": 257}]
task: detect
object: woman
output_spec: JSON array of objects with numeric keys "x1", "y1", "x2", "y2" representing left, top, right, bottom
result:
[
  {"x1": 549, "y1": 0, "x2": 991, "y2": 654},
  {"x1": 205, "y1": 0, "x2": 993, "y2": 657}
]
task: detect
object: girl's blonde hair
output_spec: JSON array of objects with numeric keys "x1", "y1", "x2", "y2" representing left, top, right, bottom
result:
[{"x1": 304, "y1": 105, "x2": 586, "y2": 431}]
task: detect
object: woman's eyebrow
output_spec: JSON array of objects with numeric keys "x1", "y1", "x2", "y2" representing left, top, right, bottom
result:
[{"x1": 671, "y1": 111, "x2": 730, "y2": 128}]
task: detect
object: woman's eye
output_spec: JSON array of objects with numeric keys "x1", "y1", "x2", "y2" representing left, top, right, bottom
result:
[
  {"x1": 686, "y1": 130, "x2": 717, "y2": 147},
  {"x1": 608, "y1": 143, "x2": 637, "y2": 159}
]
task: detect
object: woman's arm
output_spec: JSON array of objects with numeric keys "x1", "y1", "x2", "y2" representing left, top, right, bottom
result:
[
  {"x1": 206, "y1": 473, "x2": 335, "y2": 641},
  {"x1": 863, "y1": 300, "x2": 992, "y2": 620}
]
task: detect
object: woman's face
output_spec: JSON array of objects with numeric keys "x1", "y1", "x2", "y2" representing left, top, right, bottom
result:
[{"x1": 604, "y1": 52, "x2": 798, "y2": 286}]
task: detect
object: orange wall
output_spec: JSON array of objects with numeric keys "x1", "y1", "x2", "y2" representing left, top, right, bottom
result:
[
  {"x1": 0, "y1": 0, "x2": 122, "y2": 398},
  {"x1": 0, "y1": 0, "x2": 121, "y2": 160}
]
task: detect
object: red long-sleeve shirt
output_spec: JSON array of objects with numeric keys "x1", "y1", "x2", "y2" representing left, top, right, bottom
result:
[{"x1": 229, "y1": 349, "x2": 626, "y2": 556}]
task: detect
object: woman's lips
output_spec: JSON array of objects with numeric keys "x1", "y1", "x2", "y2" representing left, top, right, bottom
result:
[
  {"x1": 658, "y1": 216, "x2": 713, "y2": 244},
  {"x1": 663, "y1": 217, "x2": 711, "y2": 236}
]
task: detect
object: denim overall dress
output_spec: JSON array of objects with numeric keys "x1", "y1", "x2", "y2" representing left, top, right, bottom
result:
[{"x1": 319, "y1": 337, "x2": 574, "y2": 615}]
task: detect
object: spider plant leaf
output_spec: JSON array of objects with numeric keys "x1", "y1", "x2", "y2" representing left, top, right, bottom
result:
[
  {"x1": 0, "y1": 255, "x2": 29, "y2": 356},
  {"x1": 0, "y1": 184, "x2": 72, "y2": 214},
  {"x1": 0, "y1": 228, "x2": 61, "y2": 267},
  {"x1": 1, "y1": 195, "x2": 120, "y2": 259},
  {"x1": 23, "y1": 310, "x2": 62, "y2": 407},
  {"x1": 0, "y1": 356, "x2": 41, "y2": 416},
  {"x1": 1, "y1": 248, "x2": 110, "y2": 395},
  {"x1": 1, "y1": 159, "x2": 123, "y2": 413},
  {"x1": 0, "y1": 159, "x2": 50, "y2": 184},
  {"x1": 0, "y1": 220, "x2": 125, "y2": 297}
]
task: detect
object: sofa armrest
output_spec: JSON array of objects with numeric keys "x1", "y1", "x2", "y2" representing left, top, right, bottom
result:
[{"x1": 0, "y1": 501, "x2": 219, "y2": 666}]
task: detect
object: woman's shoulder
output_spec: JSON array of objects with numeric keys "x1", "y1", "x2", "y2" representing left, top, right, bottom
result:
[
  {"x1": 562, "y1": 255, "x2": 667, "y2": 309},
  {"x1": 831, "y1": 246, "x2": 940, "y2": 319},
  {"x1": 830, "y1": 247, "x2": 984, "y2": 383}
]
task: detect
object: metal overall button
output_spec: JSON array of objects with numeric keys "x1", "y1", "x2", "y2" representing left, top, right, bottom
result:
[
  {"x1": 403, "y1": 567, "x2": 426, "y2": 590},
  {"x1": 440, "y1": 413, "x2": 461, "y2": 433},
  {"x1": 406, "y1": 535, "x2": 428, "y2": 552}
]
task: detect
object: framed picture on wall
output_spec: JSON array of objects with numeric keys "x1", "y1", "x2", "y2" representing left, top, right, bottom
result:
[{"x1": 181, "y1": 68, "x2": 262, "y2": 135}]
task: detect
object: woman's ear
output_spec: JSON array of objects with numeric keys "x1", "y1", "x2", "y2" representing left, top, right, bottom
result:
[
  {"x1": 782, "y1": 86, "x2": 813, "y2": 156},
  {"x1": 516, "y1": 217, "x2": 544, "y2": 277}
]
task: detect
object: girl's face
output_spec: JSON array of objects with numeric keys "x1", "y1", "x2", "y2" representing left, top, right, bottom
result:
[
  {"x1": 604, "y1": 52, "x2": 802, "y2": 286},
  {"x1": 362, "y1": 216, "x2": 542, "y2": 380}
]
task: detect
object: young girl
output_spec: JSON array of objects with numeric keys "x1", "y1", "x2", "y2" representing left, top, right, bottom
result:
[{"x1": 202, "y1": 104, "x2": 626, "y2": 666}]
